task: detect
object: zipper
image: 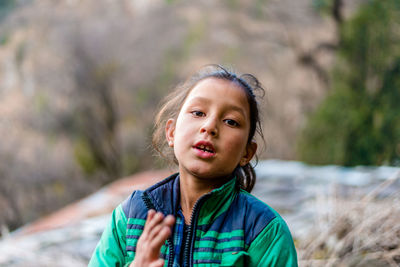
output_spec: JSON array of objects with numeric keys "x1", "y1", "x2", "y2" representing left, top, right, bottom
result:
[
  {"x1": 142, "y1": 192, "x2": 175, "y2": 267},
  {"x1": 183, "y1": 193, "x2": 211, "y2": 267}
]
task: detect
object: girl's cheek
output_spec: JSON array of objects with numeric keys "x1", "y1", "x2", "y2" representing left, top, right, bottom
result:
[{"x1": 226, "y1": 132, "x2": 248, "y2": 153}]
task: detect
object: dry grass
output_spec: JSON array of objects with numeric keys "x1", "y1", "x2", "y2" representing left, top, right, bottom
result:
[{"x1": 298, "y1": 171, "x2": 400, "y2": 267}]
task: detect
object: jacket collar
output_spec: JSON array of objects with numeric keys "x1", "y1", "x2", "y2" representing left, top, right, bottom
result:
[
  {"x1": 144, "y1": 173, "x2": 238, "y2": 219},
  {"x1": 197, "y1": 177, "x2": 238, "y2": 225},
  {"x1": 144, "y1": 173, "x2": 181, "y2": 216}
]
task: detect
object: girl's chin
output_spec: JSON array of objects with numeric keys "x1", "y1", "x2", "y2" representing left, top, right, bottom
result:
[
  {"x1": 178, "y1": 161, "x2": 234, "y2": 181},
  {"x1": 185, "y1": 168, "x2": 232, "y2": 181}
]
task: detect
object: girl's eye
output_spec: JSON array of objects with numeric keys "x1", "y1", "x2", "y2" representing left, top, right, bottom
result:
[
  {"x1": 191, "y1": 111, "x2": 205, "y2": 117},
  {"x1": 224, "y1": 119, "x2": 239, "y2": 127}
]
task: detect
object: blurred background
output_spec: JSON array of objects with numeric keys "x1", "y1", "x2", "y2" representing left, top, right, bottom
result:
[{"x1": 0, "y1": 0, "x2": 399, "y2": 266}]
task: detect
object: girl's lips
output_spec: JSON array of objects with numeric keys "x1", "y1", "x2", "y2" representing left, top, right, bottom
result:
[
  {"x1": 192, "y1": 141, "x2": 215, "y2": 159},
  {"x1": 193, "y1": 147, "x2": 215, "y2": 159}
]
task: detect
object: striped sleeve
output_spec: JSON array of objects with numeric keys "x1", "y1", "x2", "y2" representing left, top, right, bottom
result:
[
  {"x1": 247, "y1": 217, "x2": 298, "y2": 267},
  {"x1": 88, "y1": 204, "x2": 129, "y2": 267}
]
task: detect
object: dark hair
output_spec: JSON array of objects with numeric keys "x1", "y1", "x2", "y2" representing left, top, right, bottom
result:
[{"x1": 152, "y1": 64, "x2": 265, "y2": 192}]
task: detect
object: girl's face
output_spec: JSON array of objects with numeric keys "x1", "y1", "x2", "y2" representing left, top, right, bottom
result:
[{"x1": 166, "y1": 78, "x2": 257, "y2": 181}]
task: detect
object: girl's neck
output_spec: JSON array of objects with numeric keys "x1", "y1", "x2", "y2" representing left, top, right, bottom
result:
[{"x1": 179, "y1": 172, "x2": 231, "y2": 224}]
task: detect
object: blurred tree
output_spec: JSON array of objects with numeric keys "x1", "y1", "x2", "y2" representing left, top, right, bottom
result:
[
  {"x1": 71, "y1": 43, "x2": 122, "y2": 184},
  {"x1": 312, "y1": 0, "x2": 343, "y2": 25},
  {"x1": 297, "y1": 0, "x2": 343, "y2": 89},
  {"x1": 298, "y1": 0, "x2": 400, "y2": 166}
]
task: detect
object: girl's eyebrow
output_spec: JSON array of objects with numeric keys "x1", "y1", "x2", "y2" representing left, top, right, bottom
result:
[{"x1": 189, "y1": 96, "x2": 246, "y2": 117}]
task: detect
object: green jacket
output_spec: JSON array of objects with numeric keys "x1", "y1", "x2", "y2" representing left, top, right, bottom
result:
[{"x1": 89, "y1": 174, "x2": 298, "y2": 266}]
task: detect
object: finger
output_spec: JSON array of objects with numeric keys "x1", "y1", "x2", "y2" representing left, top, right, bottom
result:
[
  {"x1": 143, "y1": 209, "x2": 156, "y2": 234},
  {"x1": 149, "y1": 215, "x2": 175, "y2": 241},
  {"x1": 141, "y1": 210, "x2": 159, "y2": 241},
  {"x1": 163, "y1": 215, "x2": 175, "y2": 228},
  {"x1": 147, "y1": 209, "x2": 156, "y2": 221},
  {"x1": 148, "y1": 221, "x2": 167, "y2": 241},
  {"x1": 149, "y1": 259, "x2": 165, "y2": 267},
  {"x1": 144, "y1": 212, "x2": 164, "y2": 234},
  {"x1": 143, "y1": 210, "x2": 156, "y2": 231},
  {"x1": 146, "y1": 224, "x2": 170, "y2": 260},
  {"x1": 148, "y1": 215, "x2": 175, "y2": 241},
  {"x1": 150, "y1": 225, "x2": 172, "y2": 252}
]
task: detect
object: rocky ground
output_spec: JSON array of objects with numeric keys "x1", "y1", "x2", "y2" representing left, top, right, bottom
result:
[{"x1": 1, "y1": 160, "x2": 399, "y2": 266}]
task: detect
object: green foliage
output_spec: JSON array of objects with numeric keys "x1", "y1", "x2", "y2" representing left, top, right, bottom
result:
[
  {"x1": 122, "y1": 154, "x2": 139, "y2": 176},
  {"x1": 226, "y1": 0, "x2": 239, "y2": 10},
  {"x1": 222, "y1": 46, "x2": 238, "y2": 65},
  {"x1": 34, "y1": 92, "x2": 49, "y2": 113},
  {"x1": 15, "y1": 41, "x2": 26, "y2": 67},
  {"x1": 74, "y1": 139, "x2": 99, "y2": 175},
  {"x1": 183, "y1": 20, "x2": 206, "y2": 59},
  {"x1": 0, "y1": 0, "x2": 17, "y2": 44},
  {"x1": 0, "y1": 0, "x2": 16, "y2": 22},
  {"x1": 312, "y1": 0, "x2": 333, "y2": 15},
  {"x1": 298, "y1": 0, "x2": 400, "y2": 166},
  {"x1": 254, "y1": 0, "x2": 269, "y2": 18},
  {"x1": 1, "y1": 33, "x2": 10, "y2": 45}
]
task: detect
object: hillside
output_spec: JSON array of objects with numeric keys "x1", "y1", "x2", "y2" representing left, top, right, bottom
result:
[{"x1": 0, "y1": 0, "x2": 364, "y2": 232}]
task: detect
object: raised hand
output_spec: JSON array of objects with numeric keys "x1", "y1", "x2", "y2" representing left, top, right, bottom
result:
[{"x1": 130, "y1": 210, "x2": 175, "y2": 267}]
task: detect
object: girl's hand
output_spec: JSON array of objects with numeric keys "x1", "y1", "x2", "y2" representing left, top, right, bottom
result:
[{"x1": 130, "y1": 210, "x2": 175, "y2": 267}]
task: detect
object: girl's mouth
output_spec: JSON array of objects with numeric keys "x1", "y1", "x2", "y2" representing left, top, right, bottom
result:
[
  {"x1": 193, "y1": 141, "x2": 215, "y2": 158},
  {"x1": 196, "y1": 144, "x2": 214, "y2": 153}
]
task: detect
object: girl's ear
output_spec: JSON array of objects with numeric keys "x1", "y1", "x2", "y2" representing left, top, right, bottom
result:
[
  {"x1": 240, "y1": 142, "x2": 257, "y2": 166},
  {"x1": 165, "y1": 119, "x2": 176, "y2": 147}
]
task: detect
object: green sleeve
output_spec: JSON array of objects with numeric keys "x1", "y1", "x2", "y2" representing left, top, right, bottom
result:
[
  {"x1": 88, "y1": 204, "x2": 129, "y2": 267},
  {"x1": 247, "y1": 217, "x2": 298, "y2": 267}
]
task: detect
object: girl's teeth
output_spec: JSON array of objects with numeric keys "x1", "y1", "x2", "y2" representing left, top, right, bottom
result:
[{"x1": 196, "y1": 144, "x2": 213, "y2": 153}]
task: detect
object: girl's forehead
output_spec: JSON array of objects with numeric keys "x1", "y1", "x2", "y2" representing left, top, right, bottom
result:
[
  {"x1": 186, "y1": 78, "x2": 247, "y2": 103},
  {"x1": 180, "y1": 78, "x2": 251, "y2": 117}
]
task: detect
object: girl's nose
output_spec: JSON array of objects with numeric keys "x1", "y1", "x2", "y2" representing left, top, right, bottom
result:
[{"x1": 200, "y1": 118, "x2": 218, "y2": 137}]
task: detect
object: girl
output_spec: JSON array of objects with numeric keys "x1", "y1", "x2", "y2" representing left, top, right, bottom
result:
[{"x1": 89, "y1": 65, "x2": 298, "y2": 266}]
